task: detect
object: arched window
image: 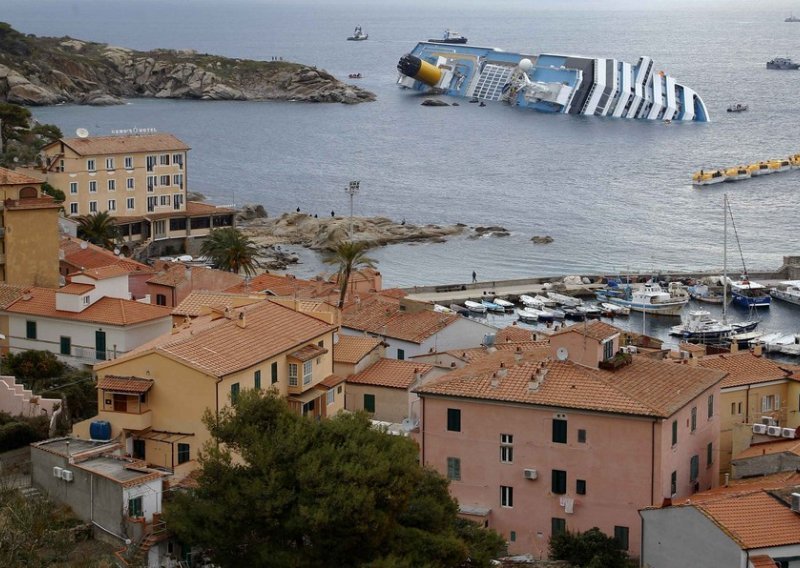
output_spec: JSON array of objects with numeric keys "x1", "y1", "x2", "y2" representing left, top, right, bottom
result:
[{"x1": 19, "y1": 186, "x2": 38, "y2": 199}]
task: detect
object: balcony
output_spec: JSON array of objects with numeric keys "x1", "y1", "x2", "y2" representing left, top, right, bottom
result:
[{"x1": 98, "y1": 409, "x2": 152, "y2": 432}]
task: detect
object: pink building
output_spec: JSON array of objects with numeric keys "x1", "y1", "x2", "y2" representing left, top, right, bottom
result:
[{"x1": 415, "y1": 321, "x2": 726, "y2": 559}]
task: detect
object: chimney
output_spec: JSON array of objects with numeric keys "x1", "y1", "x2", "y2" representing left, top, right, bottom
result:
[
  {"x1": 413, "y1": 368, "x2": 422, "y2": 384},
  {"x1": 724, "y1": 473, "x2": 729, "y2": 487},
  {"x1": 490, "y1": 373, "x2": 500, "y2": 388},
  {"x1": 237, "y1": 311, "x2": 246, "y2": 328},
  {"x1": 730, "y1": 341, "x2": 739, "y2": 354},
  {"x1": 752, "y1": 343, "x2": 763, "y2": 357}
]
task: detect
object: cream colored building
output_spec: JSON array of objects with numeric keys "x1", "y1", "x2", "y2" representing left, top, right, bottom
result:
[
  {"x1": 31, "y1": 133, "x2": 189, "y2": 218},
  {"x1": 73, "y1": 300, "x2": 341, "y2": 479},
  {"x1": 0, "y1": 168, "x2": 60, "y2": 288}
]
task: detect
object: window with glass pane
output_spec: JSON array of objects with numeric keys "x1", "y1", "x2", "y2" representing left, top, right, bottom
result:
[
  {"x1": 690, "y1": 454, "x2": 699, "y2": 482},
  {"x1": 364, "y1": 394, "x2": 375, "y2": 413},
  {"x1": 500, "y1": 485, "x2": 513, "y2": 507},
  {"x1": 614, "y1": 526, "x2": 629, "y2": 550},
  {"x1": 447, "y1": 408, "x2": 461, "y2": 432},
  {"x1": 552, "y1": 419, "x2": 567, "y2": 443},
  {"x1": 447, "y1": 457, "x2": 461, "y2": 481},
  {"x1": 691, "y1": 407, "x2": 697, "y2": 432},
  {"x1": 707, "y1": 394, "x2": 714, "y2": 419},
  {"x1": 254, "y1": 370, "x2": 261, "y2": 389},
  {"x1": 177, "y1": 443, "x2": 190, "y2": 464},
  {"x1": 271, "y1": 362, "x2": 278, "y2": 384},
  {"x1": 552, "y1": 470, "x2": 567, "y2": 494},
  {"x1": 288, "y1": 363, "x2": 298, "y2": 386},
  {"x1": 500, "y1": 433, "x2": 513, "y2": 463},
  {"x1": 303, "y1": 360, "x2": 312, "y2": 384}
]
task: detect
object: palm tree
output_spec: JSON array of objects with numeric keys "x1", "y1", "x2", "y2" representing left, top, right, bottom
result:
[
  {"x1": 324, "y1": 241, "x2": 377, "y2": 308},
  {"x1": 76, "y1": 211, "x2": 118, "y2": 250},
  {"x1": 200, "y1": 227, "x2": 260, "y2": 277}
]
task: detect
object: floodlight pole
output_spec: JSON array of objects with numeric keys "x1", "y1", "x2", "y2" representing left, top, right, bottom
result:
[{"x1": 345, "y1": 180, "x2": 360, "y2": 238}]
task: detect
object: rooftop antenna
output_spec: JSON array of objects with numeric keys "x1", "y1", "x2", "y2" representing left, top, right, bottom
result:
[{"x1": 76, "y1": 128, "x2": 89, "y2": 138}]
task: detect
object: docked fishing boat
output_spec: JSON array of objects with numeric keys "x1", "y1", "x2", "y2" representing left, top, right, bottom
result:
[
  {"x1": 730, "y1": 279, "x2": 771, "y2": 308},
  {"x1": 347, "y1": 26, "x2": 368, "y2": 41},
  {"x1": 600, "y1": 302, "x2": 630, "y2": 316},
  {"x1": 428, "y1": 29, "x2": 468, "y2": 44},
  {"x1": 727, "y1": 103, "x2": 748, "y2": 112},
  {"x1": 670, "y1": 310, "x2": 758, "y2": 343},
  {"x1": 723, "y1": 166, "x2": 750, "y2": 182},
  {"x1": 519, "y1": 295, "x2": 541, "y2": 308},
  {"x1": 746, "y1": 162, "x2": 772, "y2": 176},
  {"x1": 481, "y1": 299, "x2": 505, "y2": 313},
  {"x1": 767, "y1": 57, "x2": 799, "y2": 69},
  {"x1": 687, "y1": 284, "x2": 724, "y2": 304},
  {"x1": 517, "y1": 307, "x2": 545, "y2": 323},
  {"x1": 692, "y1": 169, "x2": 726, "y2": 186},
  {"x1": 546, "y1": 292, "x2": 583, "y2": 307},
  {"x1": 561, "y1": 307, "x2": 587, "y2": 321},
  {"x1": 595, "y1": 282, "x2": 687, "y2": 316},
  {"x1": 396, "y1": 43, "x2": 710, "y2": 121},
  {"x1": 464, "y1": 300, "x2": 488, "y2": 313},
  {"x1": 770, "y1": 281, "x2": 800, "y2": 306},
  {"x1": 492, "y1": 297, "x2": 515, "y2": 310},
  {"x1": 576, "y1": 305, "x2": 603, "y2": 319},
  {"x1": 768, "y1": 159, "x2": 792, "y2": 173}
]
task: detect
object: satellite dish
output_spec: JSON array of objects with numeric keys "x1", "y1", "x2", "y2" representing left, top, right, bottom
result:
[
  {"x1": 80, "y1": 241, "x2": 89, "y2": 249},
  {"x1": 556, "y1": 347, "x2": 569, "y2": 361},
  {"x1": 76, "y1": 128, "x2": 89, "y2": 138},
  {"x1": 113, "y1": 248, "x2": 120, "y2": 255}
]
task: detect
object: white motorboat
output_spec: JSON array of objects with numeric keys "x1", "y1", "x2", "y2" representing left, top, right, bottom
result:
[
  {"x1": 534, "y1": 294, "x2": 558, "y2": 307},
  {"x1": 770, "y1": 281, "x2": 800, "y2": 306},
  {"x1": 595, "y1": 282, "x2": 687, "y2": 316},
  {"x1": 433, "y1": 304, "x2": 453, "y2": 313},
  {"x1": 519, "y1": 295, "x2": 541, "y2": 307},
  {"x1": 492, "y1": 297, "x2": 515, "y2": 310},
  {"x1": 755, "y1": 332, "x2": 799, "y2": 353},
  {"x1": 779, "y1": 336, "x2": 800, "y2": 356},
  {"x1": 481, "y1": 299, "x2": 505, "y2": 313},
  {"x1": 516, "y1": 307, "x2": 545, "y2": 323},
  {"x1": 546, "y1": 291, "x2": 583, "y2": 307},
  {"x1": 670, "y1": 310, "x2": 734, "y2": 342},
  {"x1": 541, "y1": 306, "x2": 566, "y2": 320},
  {"x1": 464, "y1": 300, "x2": 488, "y2": 313},
  {"x1": 600, "y1": 302, "x2": 630, "y2": 316},
  {"x1": 576, "y1": 305, "x2": 602, "y2": 319}
]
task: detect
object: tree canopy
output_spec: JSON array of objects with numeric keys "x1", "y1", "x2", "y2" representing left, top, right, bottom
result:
[
  {"x1": 200, "y1": 227, "x2": 260, "y2": 277},
  {"x1": 76, "y1": 211, "x2": 119, "y2": 250},
  {"x1": 165, "y1": 389, "x2": 506, "y2": 567},
  {"x1": 324, "y1": 240, "x2": 377, "y2": 307},
  {"x1": 0, "y1": 102, "x2": 62, "y2": 168},
  {"x1": 549, "y1": 527, "x2": 632, "y2": 568}
]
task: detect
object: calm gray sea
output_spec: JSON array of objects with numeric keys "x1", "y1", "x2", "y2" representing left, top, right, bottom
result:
[{"x1": 7, "y1": 0, "x2": 800, "y2": 291}]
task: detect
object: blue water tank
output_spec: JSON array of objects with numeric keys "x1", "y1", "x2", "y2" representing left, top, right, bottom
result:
[{"x1": 89, "y1": 420, "x2": 111, "y2": 441}]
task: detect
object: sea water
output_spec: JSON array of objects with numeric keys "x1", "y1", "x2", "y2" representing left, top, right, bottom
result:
[{"x1": 7, "y1": 0, "x2": 800, "y2": 289}]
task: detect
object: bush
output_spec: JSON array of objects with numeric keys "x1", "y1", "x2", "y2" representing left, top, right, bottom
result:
[
  {"x1": 549, "y1": 527, "x2": 631, "y2": 568},
  {"x1": 0, "y1": 420, "x2": 45, "y2": 452}
]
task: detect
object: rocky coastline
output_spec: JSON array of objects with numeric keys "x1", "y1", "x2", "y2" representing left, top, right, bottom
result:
[{"x1": 0, "y1": 22, "x2": 375, "y2": 106}]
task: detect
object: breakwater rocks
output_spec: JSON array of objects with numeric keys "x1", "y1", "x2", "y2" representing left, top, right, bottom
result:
[
  {"x1": 0, "y1": 22, "x2": 375, "y2": 106},
  {"x1": 239, "y1": 212, "x2": 466, "y2": 251}
]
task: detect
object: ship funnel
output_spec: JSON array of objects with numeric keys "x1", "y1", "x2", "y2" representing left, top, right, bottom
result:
[{"x1": 397, "y1": 54, "x2": 442, "y2": 87}]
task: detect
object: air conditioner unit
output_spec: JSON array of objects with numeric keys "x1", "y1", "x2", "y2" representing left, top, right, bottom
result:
[
  {"x1": 767, "y1": 425, "x2": 782, "y2": 437},
  {"x1": 523, "y1": 468, "x2": 538, "y2": 480},
  {"x1": 752, "y1": 423, "x2": 768, "y2": 435},
  {"x1": 792, "y1": 492, "x2": 800, "y2": 513},
  {"x1": 783, "y1": 428, "x2": 797, "y2": 439},
  {"x1": 52, "y1": 466, "x2": 63, "y2": 478},
  {"x1": 761, "y1": 416, "x2": 777, "y2": 426},
  {"x1": 61, "y1": 470, "x2": 74, "y2": 482}
]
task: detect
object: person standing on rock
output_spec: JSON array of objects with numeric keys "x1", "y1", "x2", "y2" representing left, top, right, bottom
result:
[{"x1": 472, "y1": 271, "x2": 477, "y2": 283}]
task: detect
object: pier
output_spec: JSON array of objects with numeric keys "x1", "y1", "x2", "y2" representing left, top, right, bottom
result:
[{"x1": 402, "y1": 256, "x2": 800, "y2": 305}]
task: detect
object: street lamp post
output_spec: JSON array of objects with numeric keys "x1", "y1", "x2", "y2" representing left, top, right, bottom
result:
[{"x1": 345, "y1": 180, "x2": 360, "y2": 237}]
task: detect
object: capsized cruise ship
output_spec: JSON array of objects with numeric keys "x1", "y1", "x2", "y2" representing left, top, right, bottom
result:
[{"x1": 397, "y1": 42, "x2": 710, "y2": 122}]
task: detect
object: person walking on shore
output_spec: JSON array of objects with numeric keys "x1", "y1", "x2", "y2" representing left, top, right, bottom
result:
[{"x1": 472, "y1": 271, "x2": 477, "y2": 283}]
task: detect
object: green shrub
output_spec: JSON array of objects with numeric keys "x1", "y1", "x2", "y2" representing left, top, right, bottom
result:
[{"x1": 0, "y1": 421, "x2": 45, "y2": 452}]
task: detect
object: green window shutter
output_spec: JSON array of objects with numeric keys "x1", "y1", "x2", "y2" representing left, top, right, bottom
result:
[
  {"x1": 364, "y1": 394, "x2": 375, "y2": 413},
  {"x1": 59, "y1": 336, "x2": 71, "y2": 356},
  {"x1": 254, "y1": 370, "x2": 261, "y2": 390},
  {"x1": 552, "y1": 419, "x2": 567, "y2": 443},
  {"x1": 447, "y1": 408, "x2": 461, "y2": 432},
  {"x1": 26, "y1": 321, "x2": 36, "y2": 339},
  {"x1": 231, "y1": 383, "x2": 240, "y2": 402}
]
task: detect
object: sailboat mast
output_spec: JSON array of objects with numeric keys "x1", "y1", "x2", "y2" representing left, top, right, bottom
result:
[{"x1": 723, "y1": 194, "x2": 728, "y2": 323}]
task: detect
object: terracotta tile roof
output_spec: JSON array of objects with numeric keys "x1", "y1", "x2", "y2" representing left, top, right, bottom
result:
[
  {"x1": 289, "y1": 344, "x2": 328, "y2": 362},
  {"x1": 97, "y1": 375, "x2": 154, "y2": 393},
  {"x1": 347, "y1": 358, "x2": 434, "y2": 389},
  {"x1": 550, "y1": 320, "x2": 621, "y2": 342},
  {"x1": 5, "y1": 287, "x2": 172, "y2": 326},
  {"x1": 442, "y1": 341, "x2": 550, "y2": 364},
  {"x1": 172, "y1": 291, "x2": 264, "y2": 317},
  {"x1": 749, "y1": 555, "x2": 779, "y2": 568},
  {"x1": 418, "y1": 355, "x2": 724, "y2": 418},
  {"x1": 59, "y1": 283, "x2": 95, "y2": 295},
  {"x1": 60, "y1": 238, "x2": 152, "y2": 274},
  {"x1": 0, "y1": 284, "x2": 26, "y2": 309},
  {"x1": 334, "y1": 335, "x2": 383, "y2": 364},
  {"x1": 734, "y1": 439, "x2": 800, "y2": 460},
  {"x1": 95, "y1": 300, "x2": 336, "y2": 377},
  {"x1": 318, "y1": 374, "x2": 346, "y2": 388},
  {"x1": 343, "y1": 296, "x2": 460, "y2": 344},
  {"x1": 679, "y1": 341, "x2": 707, "y2": 354},
  {"x1": 696, "y1": 352, "x2": 794, "y2": 388},
  {"x1": 147, "y1": 263, "x2": 243, "y2": 290},
  {"x1": 56, "y1": 133, "x2": 189, "y2": 156},
  {"x1": 496, "y1": 325, "x2": 535, "y2": 343},
  {"x1": 76, "y1": 264, "x2": 131, "y2": 280},
  {"x1": 4, "y1": 196, "x2": 61, "y2": 210},
  {"x1": 0, "y1": 167, "x2": 43, "y2": 185},
  {"x1": 681, "y1": 471, "x2": 800, "y2": 503},
  {"x1": 225, "y1": 272, "x2": 331, "y2": 297}
]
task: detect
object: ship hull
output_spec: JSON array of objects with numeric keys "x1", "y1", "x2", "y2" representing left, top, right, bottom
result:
[{"x1": 397, "y1": 42, "x2": 710, "y2": 122}]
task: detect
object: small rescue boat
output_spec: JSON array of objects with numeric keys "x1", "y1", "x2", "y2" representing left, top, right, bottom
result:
[{"x1": 692, "y1": 169, "x2": 726, "y2": 186}]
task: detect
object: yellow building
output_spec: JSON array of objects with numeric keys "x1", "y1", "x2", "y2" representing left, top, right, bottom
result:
[
  {"x1": 31, "y1": 133, "x2": 189, "y2": 219},
  {"x1": 0, "y1": 168, "x2": 60, "y2": 288},
  {"x1": 695, "y1": 349, "x2": 800, "y2": 481},
  {"x1": 73, "y1": 300, "x2": 342, "y2": 478}
]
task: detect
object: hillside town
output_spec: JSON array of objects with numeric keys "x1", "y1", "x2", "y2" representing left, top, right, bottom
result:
[{"x1": 0, "y1": 128, "x2": 798, "y2": 568}]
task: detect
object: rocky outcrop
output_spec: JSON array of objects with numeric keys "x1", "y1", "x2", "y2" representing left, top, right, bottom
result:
[
  {"x1": 240, "y1": 212, "x2": 466, "y2": 251},
  {"x1": 531, "y1": 235, "x2": 554, "y2": 244},
  {"x1": 0, "y1": 22, "x2": 375, "y2": 106}
]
